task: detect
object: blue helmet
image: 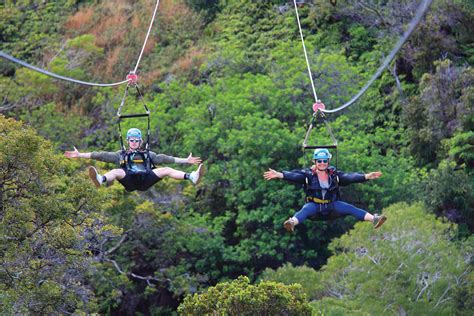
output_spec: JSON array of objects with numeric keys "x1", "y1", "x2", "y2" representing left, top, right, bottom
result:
[
  {"x1": 313, "y1": 148, "x2": 332, "y2": 160},
  {"x1": 126, "y1": 128, "x2": 142, "y2": 140}
]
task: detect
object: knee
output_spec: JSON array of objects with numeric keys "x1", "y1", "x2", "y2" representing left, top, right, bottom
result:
[
  {"x1": 111, "y1": 168, "x2": 126, "y2": 177},
  {"x1": 158, "y1": 167, "x2": 172, "y2": 174},
  {"x1": 154, "y1": 167, "x2": 171, "y2": 177}
]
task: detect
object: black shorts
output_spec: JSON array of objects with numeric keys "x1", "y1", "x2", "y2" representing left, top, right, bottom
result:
[{"x1": 118, "y1": 169, "x2": 162, "y2": 192}]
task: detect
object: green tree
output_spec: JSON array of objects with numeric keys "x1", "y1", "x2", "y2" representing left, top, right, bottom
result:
[
  {"x1": 420, "y1": 160, "x2": 474, "y2": 234},
  {"x1": 0, "y1": 115, "x2": 117, "y2": 314},
  {"x1": 402, "y1": 60, "x2": 473, "y2": 165},
  {"x1": 185, "y1": 0, "x2": 221, "y2": 23},
  {"x1": 261, "y1": 203, "x2": 473, "y2": 315},
  {"x1": 0, "y1": 1, "x2": 81, "y2": 61},
  {"x1": 178, "y1": 275, "x2": 312, "y2": 315},
  {"x1": 260, "y1": 263, "x2": 324, "y2": 301}
]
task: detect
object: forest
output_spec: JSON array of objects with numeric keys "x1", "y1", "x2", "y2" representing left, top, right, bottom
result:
[{"x1": 0, "y1": 0, "x2": 473, "y2": 314}]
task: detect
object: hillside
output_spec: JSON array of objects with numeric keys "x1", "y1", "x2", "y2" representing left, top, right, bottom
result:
[{"x1": 1, "y1": 0, "x2": 473, "y2": 314}]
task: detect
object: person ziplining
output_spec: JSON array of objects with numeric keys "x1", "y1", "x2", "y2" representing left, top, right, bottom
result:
[
  {"x1": 64, "y1": 127, "x2": 205, "y2": 191},
  {"x1": 262, "y1": 0, "x2": 433, "y2": 232},
  {"x1": 263, "y1": 148, "x2": 386, "y2": 232}
]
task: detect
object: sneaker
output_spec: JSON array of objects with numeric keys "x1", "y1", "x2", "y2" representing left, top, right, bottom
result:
[
  {"x1": 283, "y1": 218, "x2": 296, "y2": 233},
  {"x1": 373, "y1": 214, "x2": 387, "y2": 229},
  {"x1": 189, "y1": 164, "x2": 205, "y2": 185},
  {"x1": 88, "y1": 166, "x2": 103, "y2": 188}
]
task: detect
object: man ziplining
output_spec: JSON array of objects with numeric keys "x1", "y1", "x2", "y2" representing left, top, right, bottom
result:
[
  {"x1": 64, "y1": 128, "x2": 205, "y2": 192},
  {"x1": 263, "y1": 148, "x2": 386, "y2": 232}
]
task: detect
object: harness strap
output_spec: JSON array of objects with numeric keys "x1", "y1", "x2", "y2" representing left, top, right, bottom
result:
[
  {"x1": 120, "y1": 151, "x2": 154, "y2": 171},
  {"x1": 306, "y1": 196, "x2": 331, "y2": 204},
  {"x1": 116, "y1": 84, "x2": 151, "y2": 152}
]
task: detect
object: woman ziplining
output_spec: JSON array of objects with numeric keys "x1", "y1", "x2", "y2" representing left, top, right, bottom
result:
[
  {"x1": 261, "y1": 0, "x2": 433, "y2": 231},
  {"x1": 263, "y1": 148, "x2": 386, "y2": 232},
  {"x1": 64, "y1": 127, "x2": 205, "y2": 192}
]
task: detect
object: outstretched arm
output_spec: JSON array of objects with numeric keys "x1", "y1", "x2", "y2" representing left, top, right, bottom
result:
[
  {"x1": 263, "y1": 168, "x2": 284, "y2": 180},
  {"x1": 264, "y1": 168, "x2": 306, "y2": 184},
  {"x1": 173, "y1": 153, "x2": 202, "y2": 165},
  {"x1": 150, "y1": 152, "x2": 202, "y2": 165},
  {"x1": 64, "y1": 147, "x2": 91, "y2": 159},
  {"x1": 338, "y1": 170, "x2": 383, "y2": 186},
  {"x1": 365, "y1": 171, "x2": 382, "y2": 180},
  {"x1": 64, "y1": 147, "x2": 120, "y2": 163}
]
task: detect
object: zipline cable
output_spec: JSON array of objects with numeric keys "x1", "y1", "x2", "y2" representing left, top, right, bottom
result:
[
  {"x1": 0, "y1": 0, "x2": 162, "y2": 87},
  {"x1": 292, "y1": 0, "x2": 319, "y2": 103},
  {"x1": 322, "y1": 0, "x2": 433, "y2": 113},
  {"x1": 133, "y1": 0, "x2": 161, "y2": 74},
  {"x1": 293, "y1": 0, "x2": 433, "y2": 114},
  {"x1": 0, "y1": 51, "x2": 129, "y2": 87}
]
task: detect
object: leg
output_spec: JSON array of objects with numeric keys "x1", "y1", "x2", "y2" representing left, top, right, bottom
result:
[
  {"x1": 284, "y1": 203, "x2": 318, "y2": 232},
  {"x1": 104, "y1": 168, "x2": 126, "y2": 183},
  {"x1": 331, "y1": 201, "x2": 367, "y2": 221},
  {"x1": 332, "y1": 201, "x2": 386, "y2": 228},
  {"x1": 153, "y1": 167, "x2": 186, "y2": 180},
  {"x1": 294, "y1": 202, "x2": 319, "y2": 224},
  {"x1": 89, "y1": 167, "x2": 125, "y2": 188},
  {"x1": 153, "y1": 164, "x2": 205, "y2": 185}
]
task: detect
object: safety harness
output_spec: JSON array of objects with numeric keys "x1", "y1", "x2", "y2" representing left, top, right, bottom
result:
[
  {"x1": 306, "y1": 196, "x2": 330, "y2": 204},
  {"x1": 303, "y1": 167, "x2": 340, "y2": 203},
  {"x1": 303, "y1": 166, "x2": 343, "y2": 221},
  {"x1": 120, "y1": 150, "x2": 155, "y2": 175},
  {"x1": 116, "y1": 73, "x2": 155, "y2": 176}
]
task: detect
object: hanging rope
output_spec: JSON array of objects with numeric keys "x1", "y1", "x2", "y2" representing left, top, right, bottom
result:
[
  {"x1": 133, "y1": 0, "x2": 161, "y2": 74},
  {"x1": 293, "y1": 0, "x2": 433, "y2": 113},
  {"x1": 0, "y1": 51, "x2": 129, "y2": 87},
  {"x1": 292, "y1": 0, "x2": 319, "y2": 103}
]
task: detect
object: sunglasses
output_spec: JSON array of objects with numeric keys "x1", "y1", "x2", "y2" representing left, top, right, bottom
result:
[
  {"x1": 128, "y1": 139, "x2": 141, "y2": 143},
  {"x1": 316, "y1": 159, "x2": 328, "y2": 163}
]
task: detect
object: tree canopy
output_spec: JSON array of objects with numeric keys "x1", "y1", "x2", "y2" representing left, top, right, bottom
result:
[{"x1": 1, "y1": 0, "x2": 472, "y2": 314}]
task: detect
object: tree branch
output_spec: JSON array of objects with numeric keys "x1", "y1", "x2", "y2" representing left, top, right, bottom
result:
[
  {"x1": 105, "y1": 231, "x2": 129, "y2": 256},
  {"x1": 434, "y1": 285, "x2": 451, "y2": 308},
  {"x1": 103, "y1": 258, "x2": 165, "y2": 286},
  {"x1": 98, "y1": 230, "x2": 168, "y2": 285},
  {"x1": 390, "y1": 62, "x2": 405, "y2": 98},
  {"x1": 358, "y1": 1, "x2": 390, "y2": 27},
  {"x1": 416, "y1": 276, "x2": 430, "y2": 301}
]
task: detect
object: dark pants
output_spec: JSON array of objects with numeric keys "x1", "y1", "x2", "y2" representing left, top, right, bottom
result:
[
  {"x1": 118, "y1": 170, "x2": 162, "y2": 192},
  {"x1": 294, "y1": 201, "x2": 367, "y2": 223}
]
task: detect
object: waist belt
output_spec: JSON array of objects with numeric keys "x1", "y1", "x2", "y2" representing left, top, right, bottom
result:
[{"x1": 306, "y1": 196, "x2": 331, "y2": 204}]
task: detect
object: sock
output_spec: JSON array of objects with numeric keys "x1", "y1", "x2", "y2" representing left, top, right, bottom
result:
[
  {"x1": 291, "y1": 217, "x2": 299, "y2": 225},
  {"x1": 184, "y1": 173, "x2": 190, "y2": 180}
]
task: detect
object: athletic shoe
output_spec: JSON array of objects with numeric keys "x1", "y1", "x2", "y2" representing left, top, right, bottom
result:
[
  {"x1": 283, "y1": 218, "x2": 296, "y2": 233},
  {"x1": 88, "y1": 166, "x2": 103, "y2": 188},
  {"x1": 373, "y1": 214, "x2": 387, "y2": 229},
  {"x1": 189, "y1": 164, "x2": 205, "y2": 185}
]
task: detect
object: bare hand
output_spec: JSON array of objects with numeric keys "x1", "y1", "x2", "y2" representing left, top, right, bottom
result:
[
  {"x1": 187, "y1": 153, "x2": 202, "y2": 165},
  {"x1": 263, "y1": 168, "x2": 282, "y2": 180},
  {"x1": 365, "y1": 171, "x2": 382, "y2": 180},
  {"x1": 64, "y1": 146, "x2": 80, "y2": 159}
]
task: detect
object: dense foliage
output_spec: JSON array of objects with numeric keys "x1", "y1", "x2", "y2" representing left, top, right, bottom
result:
[
  {"x1": 261, "y1": 203, "x2": 473, "y2": 315},
  {"x1": 0, "y1": 114, "x2": 110, "y2": 313},
  {"x1": 178, "y1": 275, "x2": 312, "y2": 315},
  {"x1": 1, "y1": 0, "x2": 472, "y2": 314}
]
